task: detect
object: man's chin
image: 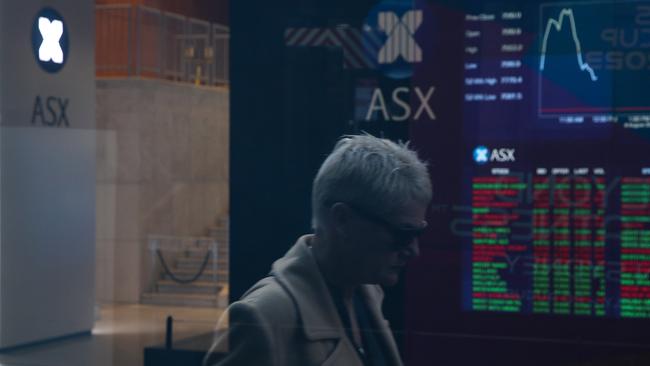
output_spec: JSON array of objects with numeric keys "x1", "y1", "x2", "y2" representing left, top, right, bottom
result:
[{"x1": 378, "y1": 270, "x2": 401, "y2": 286}]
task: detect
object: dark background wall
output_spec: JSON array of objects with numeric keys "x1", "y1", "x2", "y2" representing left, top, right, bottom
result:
[
  {"x1": 229, "y1": 0, "x2": 373, "y2": 298},
  {"x1": 229, "y1": 0, "x2": 416, "y2": 352}
]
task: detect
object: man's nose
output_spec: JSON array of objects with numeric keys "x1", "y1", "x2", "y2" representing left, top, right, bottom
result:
[{"x1": 403, "y1": 238, "x2": 420, "y2": 258}]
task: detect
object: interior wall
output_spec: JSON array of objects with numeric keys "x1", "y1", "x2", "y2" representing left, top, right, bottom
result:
[{"x1": 95, "y1": 79, "x2": 229, "y2": 303}]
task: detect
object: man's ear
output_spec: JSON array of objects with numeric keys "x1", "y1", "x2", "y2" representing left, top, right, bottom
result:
[{"x1": 329, "y1": 202, "x2": 353, "y2": 237}]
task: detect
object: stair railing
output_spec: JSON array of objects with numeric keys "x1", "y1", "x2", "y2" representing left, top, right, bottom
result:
[{"x1": 148, "y1": 235, "x2": 219, "y2": 285}]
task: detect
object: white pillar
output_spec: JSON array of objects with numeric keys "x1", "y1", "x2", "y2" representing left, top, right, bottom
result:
[{"x1": 0, "y1": 0, "x2": 95, "y2": 349}]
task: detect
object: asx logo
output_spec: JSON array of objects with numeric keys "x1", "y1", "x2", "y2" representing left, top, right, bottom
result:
[
  {"x1": 38, "y1": 17, "x2": 64, "y2": 64},
  {"x1": 365, "y1": 86, "x2": 435, "y2": 122},
  {"x1": 378, "y1": 10, "x2": 423, "y2": 64},
  {"x1": 32, "y1": 7, "x2": 69, "y2": 73},
  {"x1": 31, "y1": 95, "x2": 69, "y2": 127},
  {"x1": 473, "y1": 146, "x2": 515, "y2": 165},
  {"x1": 363, "y1": 0, "x2": 427, "y2": 79}
]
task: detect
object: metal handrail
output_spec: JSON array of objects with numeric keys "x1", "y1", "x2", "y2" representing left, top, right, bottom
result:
[
  {"x1": 148, "y1": 235, "x2": 220, "y2": 284},
  {"x1": 96, "y1": 4, "x2": 229, "y2": 86},
  {"x1": 156, "y1": 249, "x2": 212, "y2": 284}
]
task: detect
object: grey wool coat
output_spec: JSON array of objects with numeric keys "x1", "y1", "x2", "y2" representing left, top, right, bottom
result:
[{"x1": 203, "y1": 234, "x2": 404, "y2": 366}]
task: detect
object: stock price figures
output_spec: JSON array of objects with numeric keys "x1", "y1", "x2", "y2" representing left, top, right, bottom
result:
[
  {"x1": 458, "y1": 0, "x2": 650, "y2": 319},
  {"x1": 462, "y1": 168, "x2": 650, "y2": 319}
]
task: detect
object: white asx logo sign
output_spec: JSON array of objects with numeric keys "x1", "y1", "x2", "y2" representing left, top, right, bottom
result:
[
  {"x1": 473, "y1": 146, "x2": 489, "y2": 164},
  {"x1": 32, "y1": 7, "x2": 69, "y2": 73},
  {"x1": 378, "y1": 10, "x2": 423, "y2": 64},
  {"x1": 474, "y1": 146, "x2": 516, "y2": 165},
  {"x1": 38, "y1": 18, "x2": 64, "y2": 64}
]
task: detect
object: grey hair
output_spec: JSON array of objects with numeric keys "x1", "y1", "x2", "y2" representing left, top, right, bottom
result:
[{"x1": 311, "y1": 134, "x2": 432, "y2": 231}]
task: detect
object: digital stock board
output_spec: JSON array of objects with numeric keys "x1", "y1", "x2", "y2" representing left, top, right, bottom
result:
[
  {"x1": 458, "y1": 0, "x2": 650, "y2": 320},
  {"x1": 404, "y1": 0, "x2": 650, "y2": 352}
]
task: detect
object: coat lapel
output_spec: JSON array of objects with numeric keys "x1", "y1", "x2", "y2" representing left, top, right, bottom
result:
[
  {"x1": 271, "y1": 235, "x2": 403, "y2": 366},
  {"x1": 272, "y1": 235, "x2": 365, "y2": 365},
  {"x1": 271, "y1": 235, "x2": 344, "y2": 340},
  {"x1": 359, "y1": 285, "x2": 404, "y2": 366}
]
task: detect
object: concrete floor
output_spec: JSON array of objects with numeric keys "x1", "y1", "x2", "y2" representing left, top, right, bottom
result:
[{"x1": 0, "y1": 304, "x2": 224, "y2": 366}]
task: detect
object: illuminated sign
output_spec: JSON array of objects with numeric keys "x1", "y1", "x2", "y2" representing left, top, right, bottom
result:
[
  {"x1": 32, "y1": 7, "x2": 68, "y2": 73},
  {"x1": 473, "y1": 146, "x2": 489, "y2": 164},
  {"x1": 473, "y1": 146, "x2": 516, "y2": 164},
  {"x1": 378, "y1": 10, "x2": 423, "y2": 64},
  {"x1": 364, "y1": 0, "x2": 425, "y2": 79}
]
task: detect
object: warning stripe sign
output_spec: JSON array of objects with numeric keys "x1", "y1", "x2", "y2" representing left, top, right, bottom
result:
[{"x1": 284, "y1": 26, "x2": 377, "y2": 70}]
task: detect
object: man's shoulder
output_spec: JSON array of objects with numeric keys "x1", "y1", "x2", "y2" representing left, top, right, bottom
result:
[{"x1": 232, "y1": 276, "x2": 298, "y2": 323}]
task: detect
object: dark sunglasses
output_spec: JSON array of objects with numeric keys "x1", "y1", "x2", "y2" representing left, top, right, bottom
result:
[{"x1": 339, "y1": 202, "x2": 428, "y2": 250}]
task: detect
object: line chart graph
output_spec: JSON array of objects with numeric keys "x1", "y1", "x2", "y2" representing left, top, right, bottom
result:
[
  {"x1": 539, "y1": 8, "x2": 597, "y2": 82},
  {"x1": 538, "y1": 2, "x2": 650, "y2": 118},
  {"x1": 538, "y1": 3, "x2": 613, "y2": 117}
]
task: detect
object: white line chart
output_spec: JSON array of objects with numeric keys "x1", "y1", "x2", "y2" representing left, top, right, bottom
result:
[{"x1": 539, "y1": 8, "x2": 598, "y2": 82}]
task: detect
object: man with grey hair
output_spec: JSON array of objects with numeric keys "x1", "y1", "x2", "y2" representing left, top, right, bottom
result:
[{"x1": 204, "y1": 134, "x2": 432, "y2": 366}]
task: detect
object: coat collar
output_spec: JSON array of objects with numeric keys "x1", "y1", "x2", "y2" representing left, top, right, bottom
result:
[
  {"x1": 271, "y1": 234, "x2": 344, "y2": 340},
  {"x1": 271, "y1": 234, "x2": 403, "y2": 366}
]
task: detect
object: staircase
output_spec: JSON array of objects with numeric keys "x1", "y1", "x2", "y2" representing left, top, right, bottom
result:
[{"x1": 141, "y1": 219, "x2": 229, "y2": 308}]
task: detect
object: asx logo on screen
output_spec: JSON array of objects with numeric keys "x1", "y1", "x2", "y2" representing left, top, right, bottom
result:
[
  {"x1": 377, "y1": 10, "x2": 422, "y2": 64},
  {"x1": 364, "y1": 0, "x2": 425, "y2": 79},
  {"x1": 473, "y1": 146, "x2": 515, "y2": 165}
]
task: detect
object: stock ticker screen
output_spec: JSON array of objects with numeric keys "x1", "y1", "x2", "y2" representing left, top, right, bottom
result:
[{"x1": 456, "y1": 0, "x2": 650, "y2": 320}]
